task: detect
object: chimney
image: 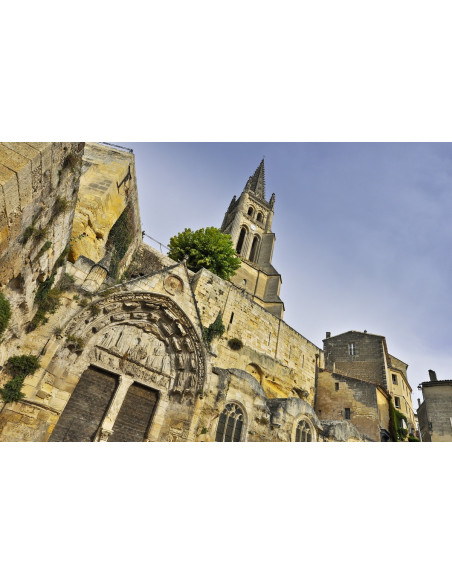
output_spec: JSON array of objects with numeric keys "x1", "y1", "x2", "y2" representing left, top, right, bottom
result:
[
  {"x1": 428, "y1": 370, "x2": 437, "y2": 382},
  {"x1": 326, "y1": 332, "x2": 331, "y2": 338}
]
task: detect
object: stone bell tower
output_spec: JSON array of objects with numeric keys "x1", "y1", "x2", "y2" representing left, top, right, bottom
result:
[{"x1": 221, "y1": 159, "x2": 284, "y2": 318}]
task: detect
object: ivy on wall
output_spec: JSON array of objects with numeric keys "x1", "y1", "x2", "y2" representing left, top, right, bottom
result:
[{"x1": 389, "y1": 398, "x2": 409, "y2": 441}]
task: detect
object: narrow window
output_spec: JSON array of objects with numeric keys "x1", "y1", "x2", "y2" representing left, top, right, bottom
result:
[
  {"x1": 247, "y1": 206, "x2": 254, "y2": 216},
  {"x1": 345, "y1": 408, "x2": 351, "y2": 420},
  {"x1": 249, "y1": 235, "x2": 260, "y2": 263},
  {"x1": 229, "y1": 312, "x2": 234, "y2": 324},
  {"x1": 392, "y1": 374, "x2": 398, "y2": 384},
  {"x1": 295, "y1": 420, "x2": 312, "y2": 442},
  {"x1": 242, "y1": 279, "x2": 247, "y2": 286},
  {"x1": 215, "y1": 403, "x2": 244, "y2": 442},
  {"x1": 256, "y1": 212, "x2": 263, "y2": 223},
  {"x1": 394, "y1": 397, "x2": 401, "y2": 408},
  {"x1": 348, "y1": 343, "x2": 356, "y2": 356},
  {"x1": 268, "y1": 332, "x2": 271, "y2": 345},
  {"x1": 335, "y1": 382, "x2": 339, "y2": 392}
]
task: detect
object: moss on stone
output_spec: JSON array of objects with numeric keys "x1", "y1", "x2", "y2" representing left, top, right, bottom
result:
[{"x1": 0, "y1": 292, "x2": 12, "y2": 340}]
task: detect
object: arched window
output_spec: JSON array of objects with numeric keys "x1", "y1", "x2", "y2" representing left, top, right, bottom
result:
[
  {"x1": 247, "y1": 206, "x2": 254, "y2": 217},
  {"x1": 215, "y1": 403, "x2": 244, "y2": 442},
  {"x1": 236, "y1": 226, "x2": 247, "y2": 255},
  {"x1": 249, "y1": 235, "x2": 260, "y2": 262},
  {"x1": 256, "y1": 212, "x2": 263, "y2": 223},
  {"x1": 295, "y1": 420, "x2": 312, "y2": 442}
]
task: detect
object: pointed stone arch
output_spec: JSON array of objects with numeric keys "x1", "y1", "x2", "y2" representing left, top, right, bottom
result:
[
  {"x1": 46, "y1": 291, "x2": 207, "y2": 441},
  {"x1": 60, "y1": 291, "x2": 206, "y2": 399}
]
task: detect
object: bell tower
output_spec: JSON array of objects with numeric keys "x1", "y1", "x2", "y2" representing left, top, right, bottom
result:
[{"x1": 221, "y1": 160, "x2": 284, "y2": 319}]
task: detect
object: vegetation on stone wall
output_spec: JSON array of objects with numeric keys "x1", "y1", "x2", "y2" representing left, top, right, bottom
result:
[
  {"x1": 228, "y1": 338, "x2": 243, "y2": 351},
  {"x1": 168, "y1": 227, "x2": 241, "y2": 280},
  {"x1": 29, "y1": 250, "x2": 73, "y2": 331},
  {"x1": 66, "y1": 335, "x2": 85, "y2": 352},
  {"x1": 0, "y1": 354, "x2": 40, "y2": 404},
  {"x1": 203, "y1": 314, "x2": 225, "y2": 346},
  {"x1": 36, "y1": 241, "x2": 52, "y2": 260},
  {"x1": 389, "y1": 398, "x2": 409, "y2": 441},
  {"x1": 106, "y1": 204, "x2": 133, "y2": 279},
  {"x1": 0, "y1": 292, "x2": 12, "y2": 341}
]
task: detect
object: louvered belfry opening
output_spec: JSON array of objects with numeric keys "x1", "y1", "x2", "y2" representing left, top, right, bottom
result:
[
  {"x1": 49, "y1": 366, "x2": 118, "y2": 442},
  {"x1": 108, "y1": 382, "x2": 158, "y2": 442},
  {"x1": 215, "y1": 403, "x2": 244, "y2": 442},
  {"x1": 236, "y1": 227, "x2": 247, "y2": 255}
]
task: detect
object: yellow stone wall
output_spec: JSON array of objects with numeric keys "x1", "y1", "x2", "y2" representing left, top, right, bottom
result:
[
  {"x1": 69, "y1": 143, "x2": 138, "y2": 264},
  {"x1": 316, "y1": 370, "x2": 385, "y2": 441},
  {"x1": 388, "y1": 366, "x2": 416, "y2": 433},
  {"x1": 191, "y1": 268, "x2": 321, "y2": 407}
]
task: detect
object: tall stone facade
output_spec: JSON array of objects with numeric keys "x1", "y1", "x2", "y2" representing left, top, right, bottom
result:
[
  {"x1": 417, "y1": 370, "x2": 452, "y2": 442},
  {"x1": 0, "y1": 143, "x2": 420, "y2": 442}
]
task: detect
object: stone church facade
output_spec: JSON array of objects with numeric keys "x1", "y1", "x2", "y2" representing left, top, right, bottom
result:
[{"x1": 0, "y1": 143, "x2": 416, "y2": 441}]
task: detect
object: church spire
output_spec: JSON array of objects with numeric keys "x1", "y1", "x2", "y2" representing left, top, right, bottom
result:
[{"x1": 244, "y1": 159, "x2": 266, "y2": 199}]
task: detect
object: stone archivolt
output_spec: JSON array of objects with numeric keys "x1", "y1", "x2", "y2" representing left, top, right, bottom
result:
[{"x1": 63, "y1": 291, "x2": 206, "y2": 403}]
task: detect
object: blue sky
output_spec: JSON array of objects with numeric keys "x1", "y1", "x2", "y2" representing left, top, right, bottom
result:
[{"x1": 118, "y1": 142, "x2": 452, "y2": 406}]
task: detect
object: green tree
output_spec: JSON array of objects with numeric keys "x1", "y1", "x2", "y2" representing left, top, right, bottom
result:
[{"x1": 168, "y1": 227, "x2": 241, "y2": 280}]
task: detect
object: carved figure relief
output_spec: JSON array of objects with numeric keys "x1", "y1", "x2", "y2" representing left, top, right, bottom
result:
[{"x1": 65, "y1": 291, "x2": 206, "y2": 401}]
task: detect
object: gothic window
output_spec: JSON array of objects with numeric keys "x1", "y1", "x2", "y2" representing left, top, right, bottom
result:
[
  {"x1": 249, "y1": 235, "x2": 260, "y2": 262},
  {"x1": 295, "y1": 420, "x2": 312, "y2": 442},
  {"x1": 236, "y1": 227, "x2": 247, "y2": 255},
  {"x1": 215, "y1": 403, "x2": 244, "y2": 442},
  {"x1": 256, "y1": 212, "x2": 263, "y2": 223},
  {"x1": 247, "y1": 206, "x2": 254, "y2": 217}
]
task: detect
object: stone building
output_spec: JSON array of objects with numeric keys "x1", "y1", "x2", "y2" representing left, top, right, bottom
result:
[
  {"x1": 321, "y1": 330, "x2": 417, "y2": 439},
  {"x1": 0, "y1": 143, "x2": 417, "y2": 442},
  {"x1": 417, "y1": 370, "x2": 452, "y2": 442}
]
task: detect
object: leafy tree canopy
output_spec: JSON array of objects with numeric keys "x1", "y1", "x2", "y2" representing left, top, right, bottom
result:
[{"x1": 168, "y1": 227, "x2": 241, "y2": 280}]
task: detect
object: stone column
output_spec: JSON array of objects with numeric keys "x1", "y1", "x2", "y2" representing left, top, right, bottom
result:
[{"x1": 95, "y1": 374, "x2": 134, "y2": 441}]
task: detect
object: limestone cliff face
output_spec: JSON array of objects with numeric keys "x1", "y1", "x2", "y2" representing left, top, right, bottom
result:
[
  {"x1": 0, "y1": 142, "x2": 84, "y2": 348},
  {"x1": 69, "y1": 143, "x2": 140, "y2": 265}
]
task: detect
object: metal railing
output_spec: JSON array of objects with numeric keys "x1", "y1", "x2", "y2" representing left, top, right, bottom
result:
[
  {"x1": 143, "y1": 232, "x2": 170, "y2": 253},
  {"x1": 98, "y1": 142, "x2": 134, "y2": 153}
]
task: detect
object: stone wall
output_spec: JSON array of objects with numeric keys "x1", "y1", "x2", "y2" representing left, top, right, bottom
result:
[
  {"x1": 316, "y1": 370, "x2": 387, "y2": 442},
  {"x1": 0, "y1": 142, "x2": 84, "y2": 359},
  {"x1": 419, "y1": 381, "x2": 452, "y2": 442},
  {"x1": 69, "y1": 143, "x2": 141, "y2": 270},
  {"x1": 191, "y1": 268, "x2": 321, "y2": 407},
  {"x1": 324, "y1": 331, "x2": 389, "y2": 389}
]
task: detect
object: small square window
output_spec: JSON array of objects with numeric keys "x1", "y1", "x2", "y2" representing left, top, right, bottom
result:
[
  {"x1": 395, "y1": 397, "x2": 401, "y2": 409},
  {"x1": 335, "y1": 382, "x2": 339, "y2": 392},
  {"x1": 345, "y1": 408, "x2": 351, "y2": 420},
  {"x1": 392, "y1": 374, "x2": 398, "y2": 384},
  {"x1": 348, "y1": 343, "x2": 356, "y2": 356}
]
